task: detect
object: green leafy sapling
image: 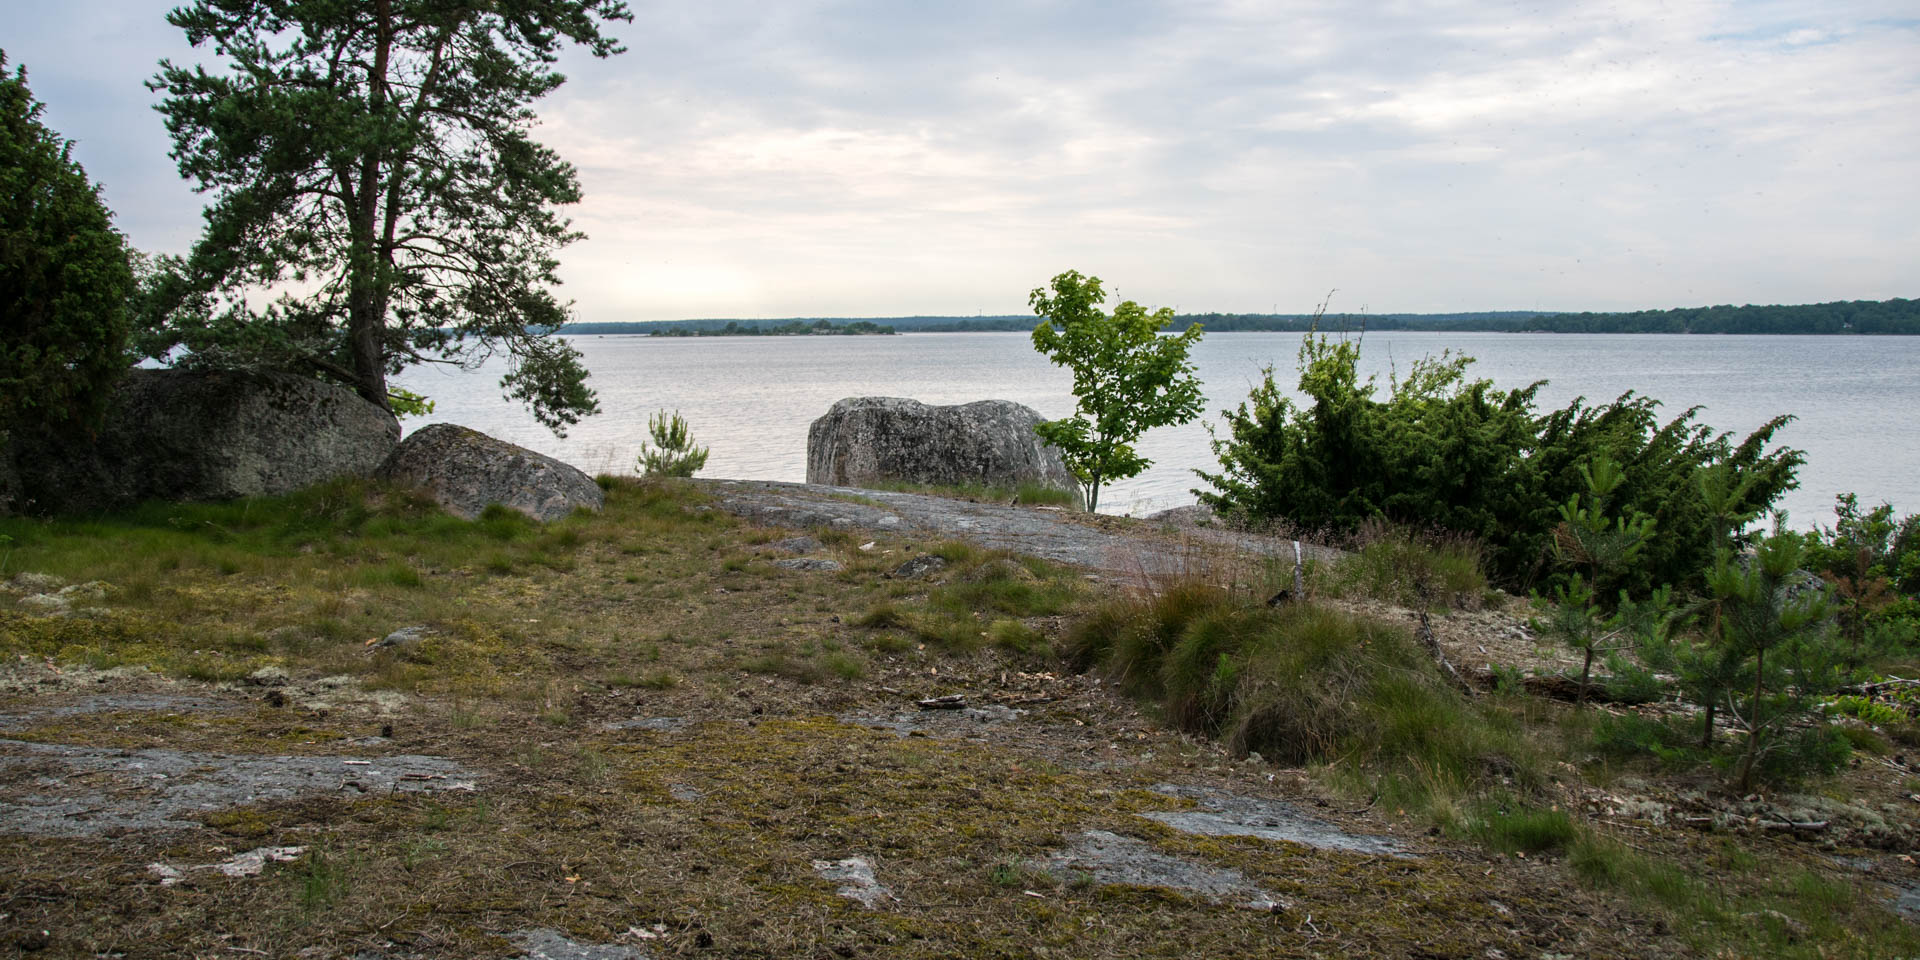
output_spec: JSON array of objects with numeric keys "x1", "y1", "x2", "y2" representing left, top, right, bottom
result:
[
  {"x1": 637, "y1": 410, "x2": 708, "y2": 478},
  {"x1": 1030, "y1": 271, "x2": 1204, "y2": 513}
]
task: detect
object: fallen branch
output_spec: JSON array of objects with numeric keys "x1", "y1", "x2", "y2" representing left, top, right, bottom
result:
[
  {"x1": 1474, "y1": 670, "x2": 1633, "y2": 704},
  {"x1": 917, "y1": 695, "x2": 966, "y2": 710},
  {"x1": 1760, "y1": 819, "x2": 1828, "y2": 833},
  {"x1": 1417, "y1": 608, "x2": 1474, "y2": 695}
]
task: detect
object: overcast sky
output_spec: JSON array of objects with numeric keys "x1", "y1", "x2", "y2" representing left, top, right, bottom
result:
[{"x1": 8, "y1": 1, "x2": 1917, "y2": 321}]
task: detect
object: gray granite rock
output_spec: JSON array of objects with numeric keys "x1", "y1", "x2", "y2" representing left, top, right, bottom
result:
[
  {"x1": 760, "y1": 536, "x2": 824, "y2": 555},
  {"x1": 806, "y1": 397, "x2": 1076, "y2": 495},
  {"x1": 377, "y1": 625, "x2": 432, "y2": 648},
  {"x1": 889, "y1": 554, "x2": 948, "y2": 580},
  {"x1": 509, "y1": 929, "x2": 648, "y2": 960},
  {"x1": 9, "y1": 369, "x2": 399, "y2": 515},
  {"x1": 378, "y1": 424, "x2": 602, "y2": 522}
]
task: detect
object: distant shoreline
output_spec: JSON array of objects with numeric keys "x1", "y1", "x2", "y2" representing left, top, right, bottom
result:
[{"x1": 565, "y1": 296, "x2": 1917, "y2": 337}]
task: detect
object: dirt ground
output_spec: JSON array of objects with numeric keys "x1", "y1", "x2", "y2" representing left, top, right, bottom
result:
[{"x1": 2, "y1": 481, "x2": 1917, "y2": 958}]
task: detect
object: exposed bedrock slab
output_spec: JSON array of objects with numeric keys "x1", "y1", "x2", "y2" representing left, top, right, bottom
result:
[
  {"x1": 702, "y1": 479, "x2": 1336, "y2": 577},
  {"x1": 509, "y1": 929, "x2": 649, "y2": 960},
  {"x1": 0, "y1": 739, "x2": 478, "y2": 837},
  {"x1": 841, "y1": 705, "x2": 1025, "y2": 737},
  {"x1": 1039, "y1": 830, "x2": 1282, "y2": 911},
  {"x1": 0, "y1": 693, "x2": 231, "y2": 730},
  {"x1": 1145, "y1": 784, "x2": 1408, "y2": 858}
]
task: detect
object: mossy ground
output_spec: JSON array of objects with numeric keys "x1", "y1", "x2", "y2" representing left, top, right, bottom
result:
[{"x1": 1, "y1": 479, "x2": 1916, "y2": 958}]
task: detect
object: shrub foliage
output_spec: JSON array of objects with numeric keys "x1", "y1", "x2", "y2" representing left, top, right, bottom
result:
[
  {"x1": 1195, "y1": 334, "x2": 1801, "y2": 591},
  {"x1": 0, "y1": 51, "x2": 134, "y2": 433}
]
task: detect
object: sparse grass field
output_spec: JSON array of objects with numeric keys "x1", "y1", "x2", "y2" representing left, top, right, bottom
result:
[{"x1": 0, "y1": 480, "x2": 1916, "y2": 958}]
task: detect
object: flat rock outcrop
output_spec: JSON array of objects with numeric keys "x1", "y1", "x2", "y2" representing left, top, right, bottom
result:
[
  {"x1": 378, "y1": 423, "x2": 603, "y2": 522},
  {"x1": 805, "y1": 397, "x2": 1077, "y2": 495},
  {"x1": 8, "y1": 369, "x2": 398, "y2": 514}
]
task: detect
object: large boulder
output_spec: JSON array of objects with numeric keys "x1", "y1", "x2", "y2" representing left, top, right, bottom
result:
[
  {"x1": 10, "y1": 369, "x2": 399, "y2": 514},
  {"x1": 378, "y1": 423, "x2": 602, "y2": 522},
  {"x1": 806, "y1": 397, "x2": 1078, "y2": 495}
]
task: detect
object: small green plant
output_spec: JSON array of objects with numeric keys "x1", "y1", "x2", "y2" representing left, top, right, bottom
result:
[
  {"x1": 822, "y1": 651, "x2": 866, "y2": 680},
  {"x1": 298, "y1": 843, "x2": 348, "y2": 914},
  {"x1": 1461, "y1": 798, "x2": 1575, "y2": 854},
  {"x1": 638, "y1": 409, "x2": 709, "y2": 478},
  {"x1": 1826, "y1": 694, "x2": 1903, "y2": 725},
  {"x1": 987, "y1": 618, "x2": 1048, "y2": 655},
  {"x1": 1028, "y1": 270, "x2": 1205, "y2": 513},
  {"x1": 1711, "y1": 530, "x2": 1852, "y2": 790}
]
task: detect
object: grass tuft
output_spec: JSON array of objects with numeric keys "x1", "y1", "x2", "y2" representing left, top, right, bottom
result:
[
  {"x1": 1315, "y1": 519, "x2": 1489, "y2": 610},
  {"x1": 1069, "y1": 573, "x2": 1535, "y2": 814}
]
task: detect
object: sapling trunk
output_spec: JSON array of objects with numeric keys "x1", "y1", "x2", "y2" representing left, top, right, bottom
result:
[{"x1": 1737, "y1": 646, "x2": 1766, "y2": 793}]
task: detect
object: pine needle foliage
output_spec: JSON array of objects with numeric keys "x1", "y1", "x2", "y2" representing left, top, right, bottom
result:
[
  {"x1": 637, "y1": 410, "x2": 708, "y2": 478},
  {"x1": 140, "y1": 0, "x2": 632, "y2": 433}
]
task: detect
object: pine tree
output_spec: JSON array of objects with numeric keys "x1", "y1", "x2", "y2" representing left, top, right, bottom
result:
[{"x1": 143, "y1": 0, "x2": 631, "y2": 434}]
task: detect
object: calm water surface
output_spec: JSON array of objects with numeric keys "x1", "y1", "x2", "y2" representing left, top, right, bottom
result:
[{"x1": 394, "y1": 332, "x2": 1920, "y2": 526}]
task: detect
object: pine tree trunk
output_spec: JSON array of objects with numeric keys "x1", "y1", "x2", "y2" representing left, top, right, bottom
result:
[
  {"x1": 1577, "y1": 646, "x2": 1594, "y2": 706},
  {"x1": 1737, "y1": 648, "x2": 1765, "y2": 793},
  {"x1": 346, "y1": 0, "x2": 395, "y2": 414}
]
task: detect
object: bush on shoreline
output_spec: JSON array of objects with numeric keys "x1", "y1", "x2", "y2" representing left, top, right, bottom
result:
[{"x1": 1195, "y1": 333, "x2": 1801, "y2": 594}]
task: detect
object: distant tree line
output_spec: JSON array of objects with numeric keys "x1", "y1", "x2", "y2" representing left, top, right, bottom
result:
[
  {"x1": 634, "y1": 319, "x2": 894, "y2": 336},
  {"x1": 1500, "y1": 299, "x2": 1917, "y2": 334},
  {"x1": 565, "y1": 298, "x2": 1917, "y2": 338}
]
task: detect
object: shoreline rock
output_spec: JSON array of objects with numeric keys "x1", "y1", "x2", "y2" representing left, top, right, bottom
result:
[{"x1": 806, "y1": 397, "x2": 1077, "y2": 496}]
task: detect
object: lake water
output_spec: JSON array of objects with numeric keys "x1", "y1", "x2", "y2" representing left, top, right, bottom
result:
[{"x1": 393, "y1": 332, "x2": 1920, "y2": 527}]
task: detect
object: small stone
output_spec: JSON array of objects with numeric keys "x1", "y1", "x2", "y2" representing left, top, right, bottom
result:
[
  {"x1": 761, "y1": 536, "x2": 823, "y2": 555},
  {"x1": 889, "y1": 554, "x2": 948, "y2": 580},
  {"x1": 214, "y1": 846, "x2": 306, "y2": 878},
  {"x1": 1742, "y1": 909, "x2": 1807, "y2": 941},
  {"x1": 377, "y1": 625, "x2": 432, "y2": 648},
  {"x1": 244, "y1": 667, "x2": 290, "y2": 687},
  {"x1": 18, "y1": 594, "x2": 70, "y2": 615},
  {"x1": 773, "y1": 557, "x2": 843, "y2": 572},
  {"x1": 4, "y1": 573, "x2": 64, "y2": 593},
  {"x1": 54, "y1": 581, "x2": 111, "y2": 604},
  {"x1": 812, "y1": 856, "x2": 892, "y2": 908}
]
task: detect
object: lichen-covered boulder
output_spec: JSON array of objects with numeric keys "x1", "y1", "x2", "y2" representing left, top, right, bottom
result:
[
  {"x1": 378, "y1": 424, "x2": 602, "y2": 522},
  {"x1": 10, "y1": 369, "x2": 399, "y2": 514},
  {"x1": 805, "y1": 397, "x2": 1077, "y2": 495}
]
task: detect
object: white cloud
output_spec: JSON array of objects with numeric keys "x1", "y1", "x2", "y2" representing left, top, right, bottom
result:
[{"x1": 10, "y1": 0, "x2": 1916, "y2": 317}]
